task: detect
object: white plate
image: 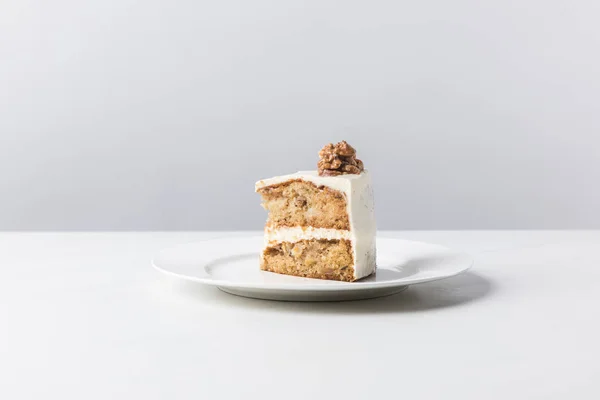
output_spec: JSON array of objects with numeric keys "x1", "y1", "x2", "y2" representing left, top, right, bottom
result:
[{"x1": 152, "y1": 236, "x2": 473, "y2": 302}]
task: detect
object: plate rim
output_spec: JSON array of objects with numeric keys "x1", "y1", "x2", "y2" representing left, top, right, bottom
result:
[{"x1": 151, "y1": 235, "x2": 474, "y2": 292}]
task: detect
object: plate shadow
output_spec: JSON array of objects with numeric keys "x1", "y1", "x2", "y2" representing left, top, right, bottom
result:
[{"x1": 166, "y1": 271, "x2": 494, "y2": 314}]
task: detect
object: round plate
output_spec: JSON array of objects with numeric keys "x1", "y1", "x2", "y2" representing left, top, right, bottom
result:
[{"x1": 152, "y1": 236, "x2": 473, "y2": 302}]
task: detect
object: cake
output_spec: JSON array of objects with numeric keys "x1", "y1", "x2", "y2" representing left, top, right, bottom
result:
[{"x1": 255, "y1": 141, "x2": 376, "y2": 282}]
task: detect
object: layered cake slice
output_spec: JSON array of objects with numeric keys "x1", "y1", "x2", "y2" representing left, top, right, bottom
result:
[{"x1": 255, "y1": 141, "x2": 376, "y2": 282}]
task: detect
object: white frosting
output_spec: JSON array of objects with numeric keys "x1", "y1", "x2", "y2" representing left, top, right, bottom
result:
[
  {"x1": 255, "y1": 170, "x2": 364, "y2": 193},
  {"x1": 256, "y1": 170, "x2": 376, "y2": 280},
  {"x1": 265, "y1": 227, "x2": 352, "y2": 244}
]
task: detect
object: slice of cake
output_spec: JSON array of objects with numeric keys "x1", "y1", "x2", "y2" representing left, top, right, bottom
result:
[{"x1": 255, "y1": 141, "x2": 376, "y2": 282}]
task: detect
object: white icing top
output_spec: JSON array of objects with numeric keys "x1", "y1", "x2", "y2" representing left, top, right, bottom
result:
[
  {"x1": 255, "y1": 170, "x2": 365, "y2": 193},
  {"x1": 256, "y1": 170, "x2": 376, "y2": 280}
]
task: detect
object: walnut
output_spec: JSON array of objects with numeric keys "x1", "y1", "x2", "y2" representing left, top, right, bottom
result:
[
  {"x1": 320, "y1": 169, "x2": 343, "y2": 176},
  {"x1": 356, "y1": 159, "x2": 364, "y2": 170},
  {"x1": 341, "y1": 156, "x2": 357, "y2": 166},
  {"x1": 330, "y1": 157, "x2": 342, "y2": 169},
  {"x1": 318, "y1": 143, "x2": 335, "y2": 159},
  {"x1": 290, "y1": 243, "x2": 305, "y2": 258},
  {"x1": 317, "y1": 140, "x2": 365, "y2": 176},
  {"x1": 335, "y1": 141, "x2": 356, "y2": 157},
  {"x1": 317, "y1": 157, "x2": 342, "y2": 170},
  {"x1": 342, "y1": 164, "x2": 361, "y2": 174},
  {"x1": 294, "y1": 196, "x2": 307, "y2": 208},
  {"x1": 281, "y1": 242, "x2": 292, "y2": 255}
]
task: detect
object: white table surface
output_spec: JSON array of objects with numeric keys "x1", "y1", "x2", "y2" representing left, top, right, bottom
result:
[{"x1": 1, "y1": 231, "x2": 599, "y2": 399}]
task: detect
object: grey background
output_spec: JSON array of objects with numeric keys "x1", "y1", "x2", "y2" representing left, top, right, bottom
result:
[{"x1": 1, "y1": 0, "x2": 599, "y2": 231}]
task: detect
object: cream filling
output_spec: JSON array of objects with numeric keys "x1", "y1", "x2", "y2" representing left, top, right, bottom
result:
[{"x1": 264, "y1": 227, "x2": 352, "y2": 245}]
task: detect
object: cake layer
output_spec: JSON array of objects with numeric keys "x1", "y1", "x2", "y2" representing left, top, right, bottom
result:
[
  {"x1": 261, "y1": 239, "x2": 355, "y2": 282},
  {"x1": 257, "y1": 180, "x2": 349, "y2": 230}
]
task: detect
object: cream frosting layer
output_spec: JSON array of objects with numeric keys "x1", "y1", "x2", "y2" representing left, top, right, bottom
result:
[
  {"x1": 255, "y1": 170, "x2": 364, "y2": 193},
  {"x1": 256, "y1": 170, "x2": 376, "y2": 280},
  {"x1": 265, "y1": 227, "x2": 352, "y2": 245}
]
